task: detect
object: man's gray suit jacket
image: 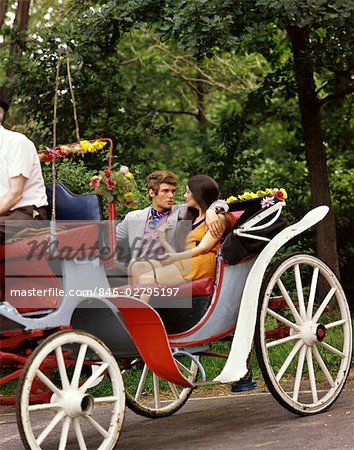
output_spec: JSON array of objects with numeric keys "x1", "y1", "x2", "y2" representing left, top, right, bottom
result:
[{"x1": 116, "y1": 204, "x2": 187, "y2": 260}]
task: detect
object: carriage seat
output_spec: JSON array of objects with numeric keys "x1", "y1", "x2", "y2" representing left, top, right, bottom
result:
[{"x1": 46, "y1": 183, "x2": 103, "y2": 220}]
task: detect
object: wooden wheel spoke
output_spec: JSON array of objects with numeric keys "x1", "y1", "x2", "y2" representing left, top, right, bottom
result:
[
  {"x1": 306, "y1": 347, "x2": 318, "y2": 403},
  {"x1": 29, "y1": 402, "x2": 60, "y2": 412},
  {"x1": 276, "y1": 340, "x2": 303, "y2": 382},
  {"x1": 36, "y1": 410, "x2": 65, "y2": 446},
  {"x1": 318, "y1": 341, "x2": 345, "y2": 358},
  {"x1": 293, "y1": 345, "x2": 306, "y2": 401},
  {"x1": 36, "y1": 369, "x2": 62, "y2": 397},
  {"x1": 267, "y1": 308, "x2": 300, "y2": 332},
  {"x1": 79, "y1": 362, "x2": 108, "y2": 392},
  {"x1": 325, "y1": 319, "x2": 347, "y2": 329},
  {"x1": 175, "y1": 359, "x2": 194, "y2": 377},
  {"x1": 55, "y1": 346, "x2": 70, "y2": 390},
  {"x1": 74, "y1": 418, "x2": 87, "y2": 450},
  {"x1": 135, "y1": 364, "x2": 149, "y2": 401},
  {"x1": 294, "y1": 264, "x2": 306, "y2": 320},
  {"x1": 276, "y1": 279, "x2": 302, "y2": 324},
  {"x1": 168, "y1": 382, "x2": 180, "y2": 400},
  {"x1": 59, "y1": 416, "x2": 71, "y2": 450},
  {"x1": 313, "y1": 346, "x2": 335, "y2": 387},
  {"x1": 307, "y1": 267, "x2": 319, "y2": 320},
  {"x1": 153, "y1": 373, "x2": 160, "y2": 409},
  {"x1": 312, "y1": 287, "x2": 337, "y2": 323},
  {"x1": 266, "y1": 333, "x2": 300, "y2": 348},
  {"x1": 83, "y1": 415, "x2": 110, "y2": 438},
  {"x1": 71, "y1": 344, "x2": 88, "y2": 388},
  {"x1": 94, "y1": 396, "x2": 119, "y2": 404}
]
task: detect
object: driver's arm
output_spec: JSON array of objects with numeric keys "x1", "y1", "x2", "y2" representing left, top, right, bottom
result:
[{"x1": 0, "y1": 175, "x2": 26, "y2": 215}]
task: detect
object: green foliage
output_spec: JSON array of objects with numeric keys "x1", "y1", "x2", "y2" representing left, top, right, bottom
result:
[
  {"x1": 42, "y1": 158, "x2": 96, "y2": 194},
  {"x1": 2, "y1": 0, "x2": 354, "y2": 299}
]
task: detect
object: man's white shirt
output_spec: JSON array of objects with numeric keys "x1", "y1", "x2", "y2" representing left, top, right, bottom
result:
[{"x1": 0, "y1": 125, "x2": 47, "y2": 209}]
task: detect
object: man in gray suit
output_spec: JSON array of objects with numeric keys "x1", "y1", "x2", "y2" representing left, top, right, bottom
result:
[{"x1": 116, "y1": 170, "x2": 226, "y2": 266}]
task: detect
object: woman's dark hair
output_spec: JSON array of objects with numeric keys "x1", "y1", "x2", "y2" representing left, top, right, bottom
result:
[
  {"x1": 185, "y1": 175, "x2": 219, "y2": 222},
  {"x1": 174, "y1": 175, "x2": 219, "y2": 251}
]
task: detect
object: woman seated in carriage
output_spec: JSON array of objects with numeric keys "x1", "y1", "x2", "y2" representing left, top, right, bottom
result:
[{"x1": 129, "y1": 175, "x2": 230, "y2": 288}]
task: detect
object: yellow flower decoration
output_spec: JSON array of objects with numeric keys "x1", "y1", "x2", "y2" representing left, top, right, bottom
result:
[
  {"x1": 238, "y1": 191, "x2": 258, "y2": 201},
  {"x1": 227, "y1": 187, "x2": 288, "y2": 203},
  {"x1": 226, "y1": 195, "x2": 238, "y2": 203},
  {"x1": 80, "y1": 140, "x2": 107, "y2": 153},
  {"x1": 279, "y1": 188, "x2": 288, "y2": 199},
  {"x1": 125, "y1": 172, "x2": 134, "y2": 180},
  {"x1": 124, "y1": 192, "x2": 134, "y2": 201}
]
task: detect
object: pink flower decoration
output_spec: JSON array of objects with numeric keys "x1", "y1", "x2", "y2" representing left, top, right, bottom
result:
[
  {"x1": 105, "y1": 178, "x2": 117, "y2": 190},
  {"x1": 104, "y1": 169, "x2": 111, "y2": 178},
  {"x1": 261, "y1": 196, "x2": 275, "y2": 209},
  {"x1": 89, "y1": 176, "x2": 101, "y2": 189},
  {"x1": 119, "y1": 165, "x2": 129, "y2": 175}
]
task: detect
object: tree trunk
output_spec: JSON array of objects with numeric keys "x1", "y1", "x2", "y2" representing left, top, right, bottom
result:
[
  {"x1": 0, "y1": 0, "x2": 9, "y2": 29},
  {"x1": 286, "y1": 26, "x2": 340, "y2": 277},
  {"x1": 0, "y1": 0, "x2": 31, "y2": 105},
  {"x1": 14, "y1": 0, "x2": 30, "y2": 31}
]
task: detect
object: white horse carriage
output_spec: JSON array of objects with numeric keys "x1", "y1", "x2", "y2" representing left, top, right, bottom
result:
[{"x1": 0, "y1": 172, "x2": 351, "y2": 449}]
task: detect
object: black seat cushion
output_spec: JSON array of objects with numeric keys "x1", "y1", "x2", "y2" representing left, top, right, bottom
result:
[{"x1": 46, "y1": 183, "x2": 103, "y2": 220}]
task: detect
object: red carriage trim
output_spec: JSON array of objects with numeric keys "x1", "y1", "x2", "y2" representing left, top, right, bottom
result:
[
  {"x1": 108, "y1": 296, "x2": 193, "y2": 388},
  {"x1": 169, "y1": 325, "x2": 235, "y2": 348},
  {"x1": 167, "y1": 261, "x2": 225, "y2": 340}
]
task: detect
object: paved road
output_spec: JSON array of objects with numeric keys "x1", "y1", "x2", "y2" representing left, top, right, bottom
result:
[{"x1": 1, "y1": 388, "x2": 353, "y2": 449}]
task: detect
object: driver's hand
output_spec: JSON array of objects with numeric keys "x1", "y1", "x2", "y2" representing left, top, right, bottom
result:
[{"x1": 205, "y1": 209, "x2": 224, "y2": 240}]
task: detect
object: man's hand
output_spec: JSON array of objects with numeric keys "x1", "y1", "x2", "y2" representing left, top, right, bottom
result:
[{"x1": 205, "y1": 209, "x2": 224, "y2": 240}]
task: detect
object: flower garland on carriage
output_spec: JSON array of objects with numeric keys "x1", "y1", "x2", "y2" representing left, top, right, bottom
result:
[{"x1": 39, "y1": 139, "x2": 139, "y2": 219}]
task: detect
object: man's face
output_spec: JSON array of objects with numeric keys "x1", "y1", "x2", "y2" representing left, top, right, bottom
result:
[{"x1": 150, "y1": 183, "x2": 176, "y2": 211}]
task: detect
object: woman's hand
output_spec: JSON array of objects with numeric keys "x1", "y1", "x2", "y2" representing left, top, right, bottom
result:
[
  {"x1": 161, "y1": 252, "x2": 179, "y2": 265},
  {"x1": 158, "y1": 222, "x2": 172, "y2": 242},
  {"x1": 205, "y1": 209, "x2": 224, "y2": 239}
]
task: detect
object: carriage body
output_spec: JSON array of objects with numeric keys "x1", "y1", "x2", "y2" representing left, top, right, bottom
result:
[{"x1": 0, "y1": 177, "x2": 352, "y2": 449}]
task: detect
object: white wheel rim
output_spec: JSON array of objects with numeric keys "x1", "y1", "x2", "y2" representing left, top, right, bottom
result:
[
  {"x1": 18, "y1": 330, "x2": 125, "y2": 450},
  {"x1": 259, "y1": 254, "x2": 352, "y2": 413},
  {"x1": 123, "y1": 355, "x2": 198, "y2": 416}
]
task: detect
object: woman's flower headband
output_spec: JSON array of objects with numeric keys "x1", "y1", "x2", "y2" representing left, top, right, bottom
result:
[{"x1": 227, "y1": 188, "x2": 287, "y2": 208}]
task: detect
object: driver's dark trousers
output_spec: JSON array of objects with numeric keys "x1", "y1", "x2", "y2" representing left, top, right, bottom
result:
[{"x1": 0, "y1": 205, "x2": 47, "y2": 300}]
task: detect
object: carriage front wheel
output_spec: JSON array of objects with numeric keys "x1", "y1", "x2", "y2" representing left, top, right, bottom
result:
[
  {"x1": 16, "y1": 330, "x2": 125, "y2": 450},
  {"x1": 121, "y1": 354, "x2": 199, "y2": 418},
  {"x1": 255, "y1": 253, "x2": 352, "y2": 416}
]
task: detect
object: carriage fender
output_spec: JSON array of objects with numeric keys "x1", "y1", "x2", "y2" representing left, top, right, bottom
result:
[
  {"x1": 107, "y1": 295, "x2": 193, "y2": 388},
  {"x1": 214, "y1": 205, "x2": 329, "y2": 383}
]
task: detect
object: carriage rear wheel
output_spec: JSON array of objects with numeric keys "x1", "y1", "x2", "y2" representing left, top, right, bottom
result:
[
  {"x1": 122, "y1": 354, "x2": 199, "y2": 418},
  {"x1": 16, "y1": 330, "x2": 125, "y2": 450},
  {"x1": 255, "y1": 254, "x2": 352, "y2": 416}
]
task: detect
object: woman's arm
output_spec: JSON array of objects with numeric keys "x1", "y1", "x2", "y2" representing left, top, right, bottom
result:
[
  {"x1": 158, "y1": 223, "x2": 176, "y2": 253},
  {"x1": 163, "y1": 216, "x2": 227, "y2": 264}
]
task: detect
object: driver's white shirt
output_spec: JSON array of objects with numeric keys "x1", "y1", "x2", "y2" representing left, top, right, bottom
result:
[{"x1": 0, "y1": 125, "x2": 47, "y2": 210}]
